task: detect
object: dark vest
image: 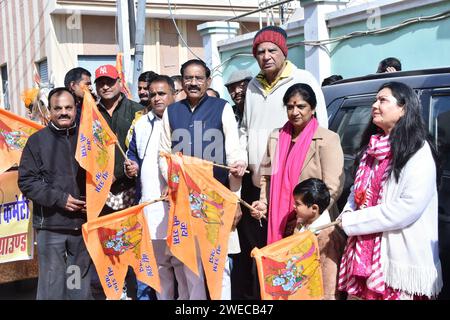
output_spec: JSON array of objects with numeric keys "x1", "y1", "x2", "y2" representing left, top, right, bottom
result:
[{"x1": 167, "y1": 95, "x2": 229, "y2": 186}]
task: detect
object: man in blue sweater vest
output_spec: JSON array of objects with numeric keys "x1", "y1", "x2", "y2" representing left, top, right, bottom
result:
[{"x1": 159, "y1": 59, "x2": 247, "y2": 299}]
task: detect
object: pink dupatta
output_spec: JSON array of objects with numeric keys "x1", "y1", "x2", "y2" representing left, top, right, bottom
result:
[{"x1": 267, "y1": 117, "x2": 318, "y2": 244}]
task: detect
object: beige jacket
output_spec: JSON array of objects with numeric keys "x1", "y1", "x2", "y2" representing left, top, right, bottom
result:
[{"x1": 259, "y1": 126, "x2": 345, "y2": 220}]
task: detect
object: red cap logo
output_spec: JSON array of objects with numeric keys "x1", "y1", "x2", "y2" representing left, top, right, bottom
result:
[{"x1": 95, "y1": 65, "x2": 119, "y2": 82}]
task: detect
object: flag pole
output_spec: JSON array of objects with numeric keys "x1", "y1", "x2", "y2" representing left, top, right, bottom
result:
[
  {"x1": 158, "y1": 152, "x2": 250, "y2": 174},
  {"x1": 238, "y1": 198, "x2": 267, "y2": 220},
  {"x1": 141, "y1": 196, "x2": 168, "y2": 206},
  {"x1": 115, "y1": 141, "x2": 128, "y2": 160},
  {"x1": 116, "y1": 141, "x2": 141, "y2": 178},
  {"x1": 309, "y1": 220, "x2": 340, "y2": 233},
  {"x1": 212, "y1": 163, "x2": 250, "y2": 174}
]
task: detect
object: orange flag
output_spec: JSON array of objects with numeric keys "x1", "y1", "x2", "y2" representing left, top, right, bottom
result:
[
  {"x1": 251, "y1": 230, "x2": 324, "y2": 300},
  {"x1": 75, "y1": 89, "x2": 117, "y2": 220},
  {"x1": 164, "y1": 153, "x2": 199, "y2": 277},
  {"x1": 82, "y1": 202, "x2": 160, "y2": 300},
  {"x1": 116, "y1": 53, "x2": 133, "y2": 99},
  {"x1": 164, "y1": 153, "x2": 239, "y2": 300},
  {"x1": 0, "y1": 108, "x2": 44, "y2": 174}
]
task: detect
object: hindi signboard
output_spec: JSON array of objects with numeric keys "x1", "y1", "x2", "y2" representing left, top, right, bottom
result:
[{"x1": 0, "y1": 171, "x2": 34, "y2": 263}]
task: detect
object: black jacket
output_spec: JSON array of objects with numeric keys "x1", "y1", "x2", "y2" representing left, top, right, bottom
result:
[
  {"x1": 18, "y1": 122, "x2": 86, "y2": 230},
  {"x1": 98, "y1": 94, "x2": 143, "y2": 193}
]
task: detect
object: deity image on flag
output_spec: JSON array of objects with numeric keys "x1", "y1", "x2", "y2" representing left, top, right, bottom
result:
[
  {"x1": 188, "y1": 189, "x2": 224, "y2": 245},
  {"x1": 0, "y1": 109, "x2": 44, "y2": 174},
  {"x1": 75, "y1": 88, "x2": 117, "y2": 220},
  {"x1": 82, "y1": 203, "x2": 160, "y2": 299},
  {"x1": 0, "y1": 125, "x2": 30, "y2": 151},
  {"x1": 92, "y1": 116, "x2": 113, "y2": 170},
  {"x1": 98, "y1": 215, "x2": 142, "y2": 264},
  {"x1": 162, "y1": 152, "x2": 239, "y2": 300},
  {"x1": 252, "y1": 230, "x2": 324, "y2": 300}
]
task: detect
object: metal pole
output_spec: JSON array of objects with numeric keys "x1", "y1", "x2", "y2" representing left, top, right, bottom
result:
[
  {"x1": 132, "y1": 0, "x2": 146, "y2": 101},
  {"x1": 279, "y1": 4, "x2": 284, "y2": 25},
  {"x1": 117, "y1": 0, "x2": 132, "y2": 91}
]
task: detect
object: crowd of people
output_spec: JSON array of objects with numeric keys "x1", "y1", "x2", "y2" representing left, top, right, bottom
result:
[{"x1": 17, "y1": 25, "x2": 442, "y2": 300}]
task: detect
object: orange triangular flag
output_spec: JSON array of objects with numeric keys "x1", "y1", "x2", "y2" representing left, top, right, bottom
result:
[
  {"x1": 182, "y1": 155, "x2": 238, "y2": 300},
  {"x1": 163, "y1": 153, "x2": 239, "y2": 300},
  {"x1": 164, "y1": 153, "x2": 199, "y2": 277},
  {"x1": 251, "y1": 230, "x2": 324, "y2": 300},
  {"x1": 116, "y1": 53, "x2": 133, "y2": 99},
  {"x1": 75, "y1": 89, "x2": 117, "y2": 220},
  {"x1": 0, "y1": 108, "x2": 44, "y2": 174},
  {"x1": 82, "y1": 202, "x2": 160, "y2": 300}
]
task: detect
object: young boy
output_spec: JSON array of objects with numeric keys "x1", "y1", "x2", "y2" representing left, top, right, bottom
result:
[{"x1": 292, "y1": 178, "x2": 346, "y2": 300}]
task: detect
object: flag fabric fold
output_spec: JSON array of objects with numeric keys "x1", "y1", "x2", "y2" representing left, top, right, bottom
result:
[
  {"x1": 116, "y1": 53, "x2": 133, "y2": 99},
  {"x1": 82, "y1": 202, "x2": 160, "y2": 300},
  {"x1": 163, "y1": 153, "x2": 239, "y2": 300},
  {"x1": 164, "y1": 153, "x2": 199, "y2": 277},
  {"x1": 75, "y1": 89, "x2": 117, "y2": 221},
  {"x1": 0, "y1": 108, "x2": 44, "y2": 174},
  {"x1": 251, "y1": 230, "x2": 324, "y2": 300}
]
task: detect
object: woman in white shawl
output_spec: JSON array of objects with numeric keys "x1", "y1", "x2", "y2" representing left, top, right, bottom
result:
[{"x1": 337, "y1": 82, "x2": 442, "y2": 300}]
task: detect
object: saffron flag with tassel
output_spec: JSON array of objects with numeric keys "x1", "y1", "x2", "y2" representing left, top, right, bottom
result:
[
  {"x1": 75, "y1": 89, "x2": 117, "y2": 220},
  {"x1": 82, "y1": 202, "x2": 160, "y2": 300},
  {"x1": 163, "y1": 153, "x2": 238, "y2": 300},
  {"x1": 0, "y1": 108, "x2": 44, "y2": 174},
  {"x1": 251, "y1": 230, "x2": 324, "y2": 300}
]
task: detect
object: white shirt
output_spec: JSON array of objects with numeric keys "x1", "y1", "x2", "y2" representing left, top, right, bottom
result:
[{"x1": 129, "y1": 111, "x2": 169, "y2": 239}]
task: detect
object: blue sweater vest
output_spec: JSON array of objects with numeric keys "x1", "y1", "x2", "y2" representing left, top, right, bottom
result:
[{"x1": 167, "y1": 95, "x2": 229, "y2": 186}]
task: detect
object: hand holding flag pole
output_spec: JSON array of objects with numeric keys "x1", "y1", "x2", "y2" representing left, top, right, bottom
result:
[
  {"x1": 115, "y1": 139, "x2": 140, "y2": 178},
  {"x1": 159, "y1": 151, "x2": 261, "y2": 221},
  {"x1": 212, "y1": 162, "x2": 250, "y2": 174},
  {"x1": 239, "y1": 198, "x2": 267, "y2": 219}
]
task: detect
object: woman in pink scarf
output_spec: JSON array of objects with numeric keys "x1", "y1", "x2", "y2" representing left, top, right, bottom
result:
[
  {"x1": 251, "y1": 83, "x2": 344, "y2": 244},
  {"x1": 337, "y1": 82, "x2": 442, "y2": 299}
]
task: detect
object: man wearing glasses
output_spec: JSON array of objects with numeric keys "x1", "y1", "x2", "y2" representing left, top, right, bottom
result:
[{"x1": 159, "y1": 59, "x2": 247, "y2": 299}]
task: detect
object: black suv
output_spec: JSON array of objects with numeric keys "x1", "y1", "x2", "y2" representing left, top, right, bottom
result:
[{"x1": 323, "y1": 67, "x2": 450, "y2": 299}]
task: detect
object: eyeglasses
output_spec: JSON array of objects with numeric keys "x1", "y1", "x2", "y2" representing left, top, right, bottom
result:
[{"x1": 182, "y1": 76, "x2": 206, "y2": 83}]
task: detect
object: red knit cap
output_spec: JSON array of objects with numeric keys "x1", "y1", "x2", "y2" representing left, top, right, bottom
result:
[{"x1": 252, "y1": 26, "x2": 288, "y2": 57}]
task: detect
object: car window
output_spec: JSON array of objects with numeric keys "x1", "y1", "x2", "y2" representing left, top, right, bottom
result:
[
  {"x1": 336, "y1": 102, "x2": 372, "y2": 156},
  {"x1": 330, "y1": 97, "x2": 373, "y2": 210},
  {"x1": 431, "y1": 95, "x2": 450, "y2": 155},
  {"x1": 431, "y1": 94, "x2": 450, "y2": 221}
]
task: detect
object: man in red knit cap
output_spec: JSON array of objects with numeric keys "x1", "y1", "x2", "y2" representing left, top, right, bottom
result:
[{"x1": 233, "y1": 25, "x2": 328, "y2": 300}]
